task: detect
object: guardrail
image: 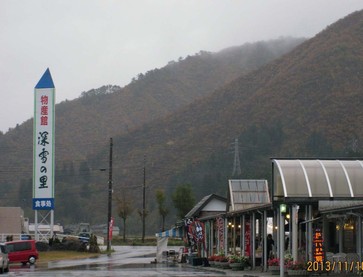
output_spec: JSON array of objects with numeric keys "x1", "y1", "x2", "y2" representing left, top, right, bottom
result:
[
  {"x1": 0, "y1": 234, "x2": 23, "y2": 242},
  {"x1": 0, "y1": 233, "x2": 105, "y2": 245}
]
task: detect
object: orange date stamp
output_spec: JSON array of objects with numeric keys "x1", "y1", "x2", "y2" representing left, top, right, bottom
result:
[{"x1": 307, "y1": 261, "x2": 363, "y2": 272}]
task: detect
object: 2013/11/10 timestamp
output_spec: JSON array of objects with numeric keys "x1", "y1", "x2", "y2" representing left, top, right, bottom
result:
[{"x1": 307, "y1": 261, "x2": 363, "y2": 272}]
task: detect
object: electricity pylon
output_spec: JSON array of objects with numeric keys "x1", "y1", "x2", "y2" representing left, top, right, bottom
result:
[{"x1": 232, "y1": 138, "x2": 242, "y2": 177}]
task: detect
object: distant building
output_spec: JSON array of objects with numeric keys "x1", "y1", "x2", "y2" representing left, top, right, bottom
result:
[
  {"x1": 28, "y1": 223, "x2": 64, "y2": 234},
  {"x1": 185, "y1": 193, "x2": 227, "y2": 219},
  {"x1": 102, "y1": 226, "x2": 120, "y2": 236},
  {"x1": 0, "y1": 207, "x2": 26, "y2": 234}
]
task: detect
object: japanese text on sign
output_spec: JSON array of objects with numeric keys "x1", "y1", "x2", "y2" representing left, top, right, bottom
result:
[
  {"x1": 313, "y1": 228, "x2": 324, "y2": 262},
  {"x1": 33, "y1": 86, "x2": 54, "y2": 210}
]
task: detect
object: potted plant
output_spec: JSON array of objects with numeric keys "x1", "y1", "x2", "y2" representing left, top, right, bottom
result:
[
  {"x1": 207, "y1": 255, "x2": 217, "y2": 265},
  {"x1": 228, "y1": 255, "x2": 239, "y2": 263},
  {"x1": 228, "y1": 255, "x2": 248, "y2": 270},
  {"x1": 268, "y1": 257, "x2": 280, "y2": 266},
  {"x1": 218, "y1": 255, "x2": 230, "y2": 269},
  {"x1": 268, "y1": 258, "x2": 281, "y2": 275},
  {"x1": 285, "y1": 260, "x2": 308, "y2": 276},
  {"x1": 214, "y1": 254, "x2": 229, "y2": 268},
  {"x1": 213, "y1": 253, "x2": 224, "y2": 267},
  {"x1": 239, "y1": 255, "x2": 249, "y2": 267}
]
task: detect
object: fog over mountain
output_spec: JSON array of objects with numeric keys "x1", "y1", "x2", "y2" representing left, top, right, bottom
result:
[{"x1": 0, "y1": 10, "x2": 362, "y2": 234}]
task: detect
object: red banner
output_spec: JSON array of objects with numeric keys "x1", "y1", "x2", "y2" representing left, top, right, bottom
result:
[
  {"x1": 245, "y1": 220, "x2": 251, "y2": 257},
  {"x1": 109, "y1": 217, "x2": 114, "y2": 241},
  {"x1": 313, "y1": 228, "x2": 324, "y2": 262},
  {"x1": 188, "y1": 220, "x2": 205, "y2": 243},
  {"x1": 217, "y1": 217, "x2": 224, "y2": 251}
]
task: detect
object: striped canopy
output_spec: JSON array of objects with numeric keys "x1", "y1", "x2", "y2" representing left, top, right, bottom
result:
[{"x1": 155, "y1": 227, "x2": 183, "y2": 238}]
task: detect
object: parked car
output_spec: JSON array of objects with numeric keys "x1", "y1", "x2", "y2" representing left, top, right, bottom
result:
[
  {"x1": 0, "y1": 243, "x2": 9, "y2": 273},
  {"x1": 5, "y1": 240, "x2": 39, "y2": 265}
]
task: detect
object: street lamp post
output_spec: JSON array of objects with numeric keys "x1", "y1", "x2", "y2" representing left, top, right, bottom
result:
[
  {"x1": 142, "y1": 154, "x2": 146, "y2": 243},
  {"x1": 107, "y1": 138, "x2": 113, "y2": 252}
]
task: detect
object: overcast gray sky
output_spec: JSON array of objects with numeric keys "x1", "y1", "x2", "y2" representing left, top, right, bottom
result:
[{"x1": 1, "y1": 0, "x2": 362, "y2": 133}]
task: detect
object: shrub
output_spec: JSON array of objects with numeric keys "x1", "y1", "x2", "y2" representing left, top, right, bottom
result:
[
  {"x1": 208, "y1": 255, "x2": 218, "y2": 261},
  {"x1": 214, "y1": 253, "x2": 225, "y2": 262},
  {"x1": 36, "y1": 241, "x2": 50, "y2": 252},
  {"x1": 228, "y1": 255, "x2": 248, "y2": 264},
  {"x1": 219, "y1": 256, "x2": 229, "y2": 262},
  {"x1": 286, "y1": 260, "x2": 306, "y2": 270},
  {"x1": 268, "y1": 258, "x2": 280, "y2": 266}
]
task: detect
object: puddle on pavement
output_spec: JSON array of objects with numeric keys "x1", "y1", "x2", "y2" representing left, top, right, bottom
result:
[{"x1": 48, "y1": 262, "x2": 183, "y2": 271}]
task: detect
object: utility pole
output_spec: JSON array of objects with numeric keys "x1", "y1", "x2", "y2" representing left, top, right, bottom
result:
[
  {"x1": 107, "y1": 138, "x2": 113, "y2": 252},
  {"x1": 142, "y1": 154, "x2": 146, "y2": 243},
  {"x1": 232, "y1": 138, "x2": 242, "y2": 177}
]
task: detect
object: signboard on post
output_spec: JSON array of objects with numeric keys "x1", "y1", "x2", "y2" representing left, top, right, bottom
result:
[
  {"x1": 216, "y1": 217, "x2": 225, "y2": 252},
  {"x1": 245, "y1": 220, "x2": 251, "y2": 257},
  {"x1": 33, "y1": 68, "x2": 55, "y2": 210},
  {"x1": 313, "y1": 228, "x2": 324, "y2": 262}
]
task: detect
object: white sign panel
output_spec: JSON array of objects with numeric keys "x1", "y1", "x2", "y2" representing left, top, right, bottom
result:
[{"x1": 33, "y1": 69, "x2": 55, "y2": 210}]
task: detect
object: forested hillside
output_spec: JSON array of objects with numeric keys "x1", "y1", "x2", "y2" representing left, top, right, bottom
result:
[
  {"x1": 85, "y1": 10, "x2": 363, "y2": 232},
  {"x1": 1, "y1": 10, "x2": 363, "y2": 235},
  {"x1": 0, "y1": 37, "x2": 304, "y2": 224}
]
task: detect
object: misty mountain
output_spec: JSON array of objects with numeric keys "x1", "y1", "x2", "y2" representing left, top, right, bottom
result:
[
  {"x1": 0, "y1": 36, "x2": 304, "y2": 188},
  {"x1": 2, "y1": 10, "x2": 363, "y2": 233},
  {"x1": 86, "y1": 10, "x2": 363, "y2": 231},
  {"x1": 0, "y1": 36, "x2": 305, "y2": 230}
]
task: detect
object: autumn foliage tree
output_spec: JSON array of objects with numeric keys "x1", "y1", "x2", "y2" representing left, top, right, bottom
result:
[
  {"x1": 116, "y1": 194, "x2": 133, "y2": 242},
  {"x1": 155, "y1": 188, "x2": 169, "y2": 231},
  {"x1": 172, "y1": 184, "x2": 195, "y2": 219}
]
